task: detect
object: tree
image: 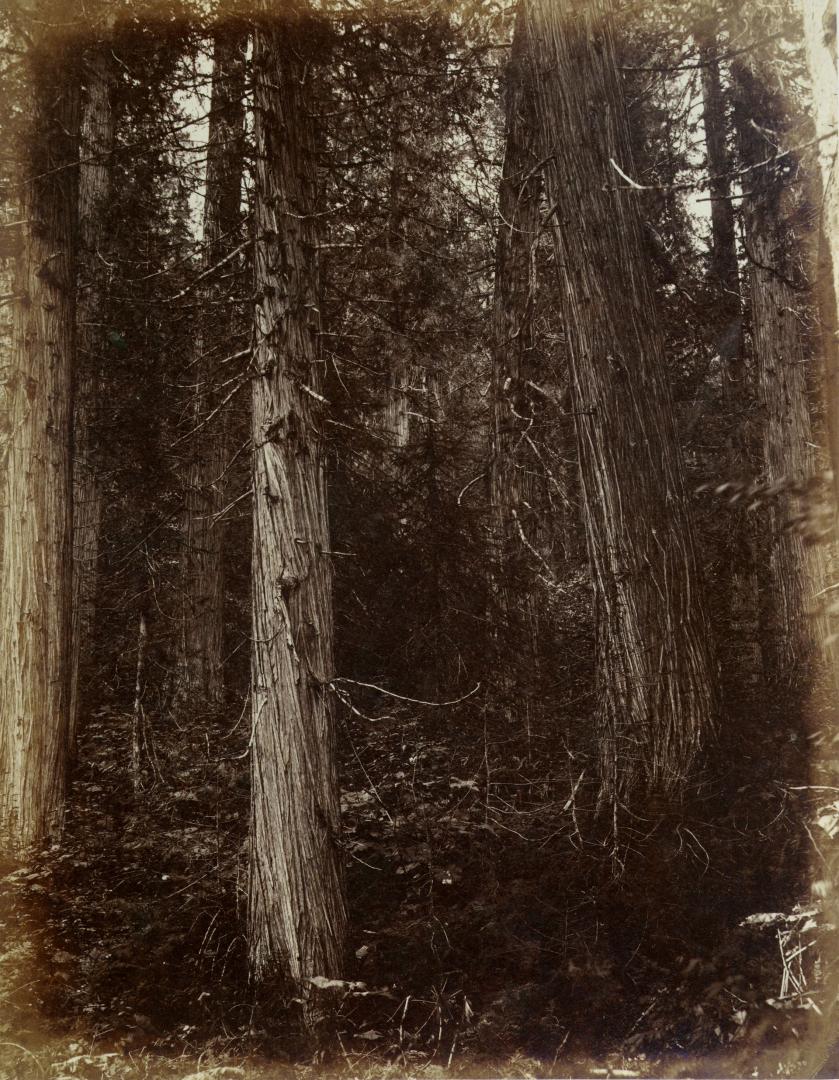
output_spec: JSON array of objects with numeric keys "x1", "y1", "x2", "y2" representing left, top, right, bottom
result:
[
  {"x1": 523, "y1": 0, "x2": 716, "y2": 812},
  {"x1": 488, "y1": 9, "x2": 542, "y2": 628},
  {"x1": 798, "y1": 0, "x2": 839, "y2": 503},
  {"x1": 0, "y1": 6, "x2": 79, "y2": 850},
  {"x1": 732, "y1": 54, "x2": 829, "y2": 684},
  {"x1": 70, "y1": 40, "x2": 116, "y2": 745},
  {"x1": 248, "y1": 0, "x2": 347, "y2": 1021},
  {"x1": 696, "y1": 26, "x2": 760, "y2": 680},
  {"x1": 175, "y1": 23, "x2": 246, "y2": 710}
]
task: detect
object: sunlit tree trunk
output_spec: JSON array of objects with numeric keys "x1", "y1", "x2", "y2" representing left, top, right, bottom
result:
[
  {"x1": 489, "y1": 10, "x2": 541, "y2": 624},
  {"x1": 523, "y1": 0, "x2": 716, "y2": 811},
  {"x1": 798, "y1": 0, "x2": 839, "y2": 505},
  {"x1": 70, "y1": 44, "x2": 114, "y2": 745},
  {"x1": 249, "y1": 2, "x2": 347, "y2": 1023},
  {"x1": 733, "y1": 61, "x2": 829, "y2": 685},
  {"x1": 176, "y1": 26, "x2": 246, "y2": 710},
  {"x1": 0, "y1": 21, "x2": 79, "y2": 850}
]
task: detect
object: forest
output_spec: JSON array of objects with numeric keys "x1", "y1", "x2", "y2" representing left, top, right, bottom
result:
[{"x1": 1, "y1": 0, "x2": 839, "y2": 1076}]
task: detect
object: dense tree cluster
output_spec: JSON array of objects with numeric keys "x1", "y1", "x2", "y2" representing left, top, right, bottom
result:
[{"x1": 1, "y1": 0, "x2": 839, "y2": 1074}]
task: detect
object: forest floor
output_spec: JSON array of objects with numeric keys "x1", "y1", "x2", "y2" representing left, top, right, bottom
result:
[{"x1": 1, "y1": 670, "x2": 838, "y2": 1080}]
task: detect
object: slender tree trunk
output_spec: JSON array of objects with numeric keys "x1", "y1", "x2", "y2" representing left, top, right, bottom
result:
[
  {"x1": 489, "y1": 10, "x2": 542, "y2": 624},
  {"x1": 382, "y1": 134, "x2": 413, "y2": 453},
  {"x1": 70, "y1": 44, "x2": 114, "y2": 746},
  {"x1": 249, "y1": 3, "x2": 347, "y2": 1021},
  {"x1": 131, "y1": 611, "x2": 148, "y2": 794},
  {"x1": 176, "y1": 26, "x2": 246, "y2": 710},
  {"x1": 733, "y1": 61, "x2": 829, "y2": 685},
  {"x1": 523, "y1": 0, "x2": 716, "y2": 810},
  {"x1": 699, "y1": 37, "x2": 743, "y2": 381},
  {"x1": 0, "y1": 22, "x2": 79, "y2": 850},
  {"x1": 697, "y1": 32, "x2": 760, "y2": 680}
]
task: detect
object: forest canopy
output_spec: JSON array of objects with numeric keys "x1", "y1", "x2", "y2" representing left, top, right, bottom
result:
[{"x1": 1, "y1": 0, "x2": 839, "y2": 1076}]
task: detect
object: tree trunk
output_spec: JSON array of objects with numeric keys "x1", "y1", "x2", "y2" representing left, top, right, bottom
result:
[
  {"x1": 798, "y1": 0, "x2": 839, "y2": 506},
  {"x1": 489, "y1": 10, "x2": 542, "y2": 624},
  {"x1": 523, "y1": 0, "x2": 716, "y2": 810},
  {"x1": 70, "y1": 44, "x2": 115, "y2": 746},
  {"x1": 733, "y1": 61, "x2": 829, "y2": 685},
  {"x1": 0, "y1": 22, "x2": 79, "y2": 850},
  {"x1": 382, "y1": 133, "x2": 413, "y2": 453},
  {"x1": 697, "y1": 31, "x2": 760, "y2": 681},
  {"x1": 699, "y1": 37, "x2": 743, "y2": 380},
  {"x1": 249, "y1": 3, "x2": 347, "y2": 1020},
  {"x1": 176, "y1": 26, "x2": 246, "y2": 710}
]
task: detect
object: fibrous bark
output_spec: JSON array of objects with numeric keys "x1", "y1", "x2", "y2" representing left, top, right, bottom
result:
[
  {"x1": 489, "y1": 10, "x2": 542, "y2": 621},
  {"x1": 798, "y1": 0, "x2": 839, "y2": 506},
  {"x1": 523, "y1": 0, "x2": 716, "y2": 807},
  {"x1": 176, "y1": 26, "x2": 246, "y2": 710},
  {"x1": 733, "y1": 61, "x2": 829, "y2": 684},
  {"x1": 70, "y1": 43, "x2": 115, "y2": 745},
  {"x1": 697, "y1": 30, "x2": 760, "y2": 678},
  {"x1": 249, "y1": 2, "x2": 347, "y2": 1016},
  {"x1": 0, "y1": 16, "x2": 79, "y2": 849}
]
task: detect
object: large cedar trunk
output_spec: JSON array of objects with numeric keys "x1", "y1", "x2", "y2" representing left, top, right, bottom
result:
[
  {"x1": 0, "y1": 20, "x2": 79, "y2": 850},
  {"x1": 733, "y1": 62, "x2": 829, "y2": 685},
  {"x1": 489, "y1": 11, "x2": 542, "y2": 623},
  {"x1": 248, "y1": 3, "x2": 347, "y2": 1016},
  {"x1": 70, "y1": 44, "x2": 115, "y2": 745},
  {"x1": 176, "y1": 26, "x2": 246, "y2": 709},
  {"x1": 798, "y1": 0, "x2": 839, "y2": 506},
  {"x1": 523, "y1": 0, "x2": 716, "y2": 808}
]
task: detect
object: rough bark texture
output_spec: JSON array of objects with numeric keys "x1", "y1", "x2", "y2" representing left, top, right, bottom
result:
[
  {"x1": 489, "y1": 10, "x2": 542, "y2": 620},
  {"x1": 523, "y1": 0, "x2": 716, "y2": 806},
  {"x1": 176, "y1": 26, "x2": 246, "y2": 710},
  {"x1": 70, "y1": 44, "x2": 114, "y2": 745},
  {"x1": 799, "y1": 0, "x2": 839, "y2": 505},
  {"x1": 697, "y1": 32, "x2": 760, "y2": 679},
  {"x1": 0, "y1": 25, "x2": 79, "y2": 850},
  {"x1": 733, "y1": 62, "x2": 829, "y2": 685},
  {"x1": 249, "y1": 3, "x2": 347, "y2": 1014}
]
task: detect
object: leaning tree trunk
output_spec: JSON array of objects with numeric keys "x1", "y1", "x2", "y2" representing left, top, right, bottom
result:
[
  {"x1": 249, "y1": 2, "x2": 347, "y2": 1022},
  {"x1": 70, "y1": 44, "x2": 115, "y2": 746},
  {"x1": 733, "y1": 61, "x2": 830, "y2": 686},
  {"x1": 523, "y1": 0, "x2": 716, "y2": 811},
  {"x1": 176, "y1": 26, "x2": 246, "y2": 711},
  {"x1": 489, "y1": 10, "x2": 542, "y2": 626},
  {"x1": 0, "y1": 19, "x2": 79, "y2": 850}
]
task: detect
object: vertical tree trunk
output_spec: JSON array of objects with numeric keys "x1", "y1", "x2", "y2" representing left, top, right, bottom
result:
[
  {"x1": 0, "y1": 21, "x2": 79, "y2": 850},
  {"x1": 699, "y1": 36, "x2": 743, "y2": 381},
  {"x1": 70, "y1": 44, "x2": 115, "y2": 745},
  {"x1": 249, "y1": 2, "x2": 347, "y2": 1019},
  {"x1": 489, "y1": 9, "x2": 542, "y2": 623},
  {"x1": 176, "y1": 26, "x2": 246, "y2": 710},
  {"x1": 697, "y1": 31, "x2": 760, "y2": 679},
  {"x1": 382, "y1": 133, "x2": 413, "y2": 453},
  {"x1": 798, "y1": 0, "x2": 839, "y2": 506},
  {"x1": 733, "y1": 62, "x2": 829, "y2": 685},
  {"x1": 523, "y1": 0, "x2": 716, "y2": 809}
]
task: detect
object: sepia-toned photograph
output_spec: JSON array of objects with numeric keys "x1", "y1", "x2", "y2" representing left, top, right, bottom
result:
[{"x1": 1, "y1": 0, "x2": 839, "y2": 1075}]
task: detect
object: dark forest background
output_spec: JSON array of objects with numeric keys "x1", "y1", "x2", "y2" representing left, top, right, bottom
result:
[{"x1": 1, "y1": 0, "x2": 839, "y2": 1077}]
